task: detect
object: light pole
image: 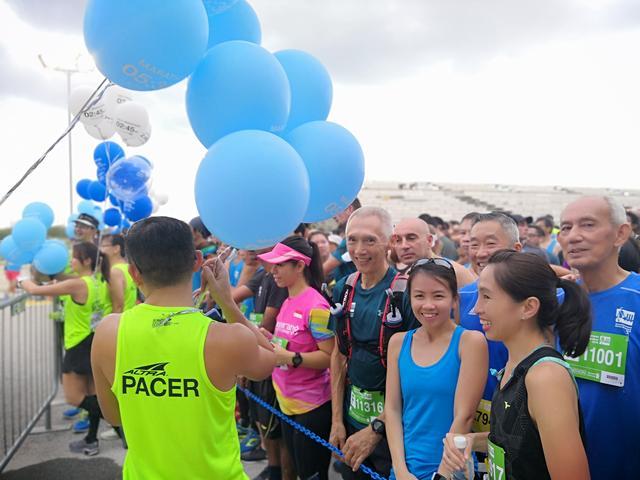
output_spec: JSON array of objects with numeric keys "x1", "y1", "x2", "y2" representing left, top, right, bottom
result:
[{"x1": 38, "y1": 54, "x2": 92, "y2": 217}]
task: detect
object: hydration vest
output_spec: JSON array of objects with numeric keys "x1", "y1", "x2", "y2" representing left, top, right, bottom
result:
[{"x1": 333, "y1": 272, "x2": 407, "y2": 368}]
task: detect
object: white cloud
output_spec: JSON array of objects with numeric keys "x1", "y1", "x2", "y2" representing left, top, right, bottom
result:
[{"x1": 1, "y1": 0, "x2": 640, "y2": 229}]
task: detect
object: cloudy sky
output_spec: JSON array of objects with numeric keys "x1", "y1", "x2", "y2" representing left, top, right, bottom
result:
[{"x1": 1, "y1": 0, "x2": 640, "y2": 228}]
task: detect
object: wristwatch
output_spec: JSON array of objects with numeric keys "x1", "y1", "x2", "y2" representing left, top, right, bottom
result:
[
  {"x1": 370, "y1": 418, "x2": 385, "y2": 436},
  {"x1": 291, "y1": 352, "x2": 303, "y2": 368},
  {"x1": 431, "y1": 474, "x2": 447, "y2": 480}
]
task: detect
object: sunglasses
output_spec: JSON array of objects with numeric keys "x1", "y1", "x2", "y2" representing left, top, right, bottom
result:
[{"x1": 407, "y1": 257, "x2": 454, "y2": 274}]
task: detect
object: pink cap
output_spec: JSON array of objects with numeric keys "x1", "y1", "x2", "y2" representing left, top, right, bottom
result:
[{"x1": 257, "y1": 243, "x2": 311, "y2": 266}]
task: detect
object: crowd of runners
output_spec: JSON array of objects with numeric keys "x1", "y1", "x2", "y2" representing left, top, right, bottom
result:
[{"x1": 16, "y1": 195, "x2": 640, "y2": 480}]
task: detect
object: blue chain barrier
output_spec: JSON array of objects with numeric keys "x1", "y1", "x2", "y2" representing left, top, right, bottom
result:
[{"x1": 237, "y1": 385, "x2": 387, "y2": 480}]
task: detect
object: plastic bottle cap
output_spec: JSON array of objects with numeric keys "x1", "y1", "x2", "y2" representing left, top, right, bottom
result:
[{"x1": 454, "y1": 436, "x2": 467, "y2": 449}]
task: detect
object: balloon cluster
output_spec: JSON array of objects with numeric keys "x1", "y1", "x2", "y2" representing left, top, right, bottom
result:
[
  {"x1": 70, "y1": 84, "x2": 151, "y2": 147},
  {"x1": 83, "y1": 0, "x2": 365, "y2": 249},
  {"x1": 73, "y1": 141, "x2": 168, "y2": 231},
  {"x1": 0, "y1": 203, "x2": 69, "y2": 275}
]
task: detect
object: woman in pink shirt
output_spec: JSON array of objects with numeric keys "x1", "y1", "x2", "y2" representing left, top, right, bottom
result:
[{"x1": 258, "y1": 235, "x2": 334, "y2": 480}]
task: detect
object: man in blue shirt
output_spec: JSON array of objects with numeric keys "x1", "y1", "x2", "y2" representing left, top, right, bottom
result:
[
  {"x1": 558, "y1": 196, "x2": 640, "y2": 480},
  {"x1": 458, "y1": 213, "x2": 521, "y2": 433}
]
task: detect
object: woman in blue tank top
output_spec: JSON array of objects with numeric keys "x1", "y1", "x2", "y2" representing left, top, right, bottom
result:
[{"x1": 386, "y1": 258, "x2": 488, "y2": 479}]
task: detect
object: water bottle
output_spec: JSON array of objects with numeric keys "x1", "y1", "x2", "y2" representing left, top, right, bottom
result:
[{"x1": 451, "y1": 436, "x2": 474, "y2": 480}]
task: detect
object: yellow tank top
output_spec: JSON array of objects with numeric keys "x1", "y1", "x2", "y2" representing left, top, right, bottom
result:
[
  {"x1": 63, "y1": 275, "x2": 100, "y2": 349},
  {"x1": 112, "y1": 304, "x2": 247, "y2": 480}
]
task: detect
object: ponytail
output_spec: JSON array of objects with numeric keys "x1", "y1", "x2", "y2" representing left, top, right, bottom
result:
[
  {"x1": 280, "y1": 235, "x2": 324, "y2": 293},
  {"x1": 489, "y1": 250, "x2": 592, "y2": 357},
  {"x1": 97, "y1": 251, "x2": 111, "y2": 284},
  {"x1": 306, "y1": 240, "x2": 324, "y2": 293},
  {"x1": 555, "y1": 278, "x2": 592, "y2": 357}
]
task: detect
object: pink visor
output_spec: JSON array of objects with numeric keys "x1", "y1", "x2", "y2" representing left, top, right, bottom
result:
[{"x1": 257, "y1": 243, "x2": 311, "y2": 266}]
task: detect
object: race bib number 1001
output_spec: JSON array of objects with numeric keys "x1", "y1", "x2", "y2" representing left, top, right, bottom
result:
[{"x1": 565, "y1": 331, "x2": 628, "y2": 387}]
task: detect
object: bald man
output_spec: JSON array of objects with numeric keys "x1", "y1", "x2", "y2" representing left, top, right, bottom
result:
[{"x1": 391, "y1": 218, "x2": 476, "y2": 288}]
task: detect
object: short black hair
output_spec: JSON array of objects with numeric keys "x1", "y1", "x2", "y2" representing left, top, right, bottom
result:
[{"x1": 126, "y1": 217, "x2": 195, "y2": 287}]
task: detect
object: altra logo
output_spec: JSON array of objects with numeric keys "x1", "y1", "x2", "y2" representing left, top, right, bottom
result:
[
  {"x1": 124, "y1": 362, "x2": 168, "y2": 376},
  {"x1": 615, "y1": 307, "x2": 635, "y2": 335},
  {"x1": 122, "y1": 361, "x2": 199, "y2": 398}
]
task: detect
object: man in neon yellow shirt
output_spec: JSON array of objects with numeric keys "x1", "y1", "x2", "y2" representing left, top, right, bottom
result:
[{"x1": 91, "y1": 217, "x2": 275, "y2": 479}]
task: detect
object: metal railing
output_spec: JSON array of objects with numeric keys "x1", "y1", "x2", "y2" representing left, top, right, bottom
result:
[{"x1": 0, "y1": 293, "x2": 61, "y2": 472}]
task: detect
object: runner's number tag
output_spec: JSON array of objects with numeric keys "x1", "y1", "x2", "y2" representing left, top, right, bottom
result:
[
  {"x1": 473, "y1": 399, "x2": 491, "y2": 433},
  {"x1": 249, "y1": 313, "x2": 263, "y2": 327},
  {"x1": 564, "y1": 331, "x2": 628, "y2": 387},
  {"x1": 348, "y1": 385, "x2": 384, "y2": 425},
  {"x1": 487, "y1": 439, "x2": 506, "y2": 480}
]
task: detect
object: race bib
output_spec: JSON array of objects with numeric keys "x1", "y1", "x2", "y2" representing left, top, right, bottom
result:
[
  {"x1": 249, "y1": 312, "x2": 263, "y2": 327},
  {"x1": 565, "y1": 331, "x2": 628, "y2": 387},
  {"x1": 473, "y1": 399, "x2": 491, "y2": 433},
  {"x1": 348, "y1": 386, "x2": 384, "y2": 425},
  {"x1": 271, "y1": 336, "x2": 289, "y2": 349},
  {"x1": 487, "y1": 439, "x2": 506, "y2": 480}
]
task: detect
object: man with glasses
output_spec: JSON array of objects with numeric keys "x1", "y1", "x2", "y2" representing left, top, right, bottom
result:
[{"x1": 328, "y1": 207, "x2": 418, "y2": 479}]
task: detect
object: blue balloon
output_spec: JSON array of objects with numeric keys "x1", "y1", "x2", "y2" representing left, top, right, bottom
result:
[
  {"x1": 33, "y1": 240, "x2": 69, "y2": 275},
  {"x1": 286, "y1": 121, "x2": 365, "y2": 223},
  {"x1": 203, "y1": 0, "x2": 240, "y2": 15},
  {"x1": 12, "y1": 218, "x2": 47, "y2": 251},
  {"x1": 107, "y1": 156, "x2": 152, "y2": 201},
  {"x1": 23, "y1": 202, "x2": 55, "y2": 229},
  {"x1": 92, "y1": 206, "x2": 104, "y2": 225},
  {"x1": 122, "y1": 196, "x2": 153, "y2": 222},
  {"x1": 121, "y1": 219, "x2": 131, "y2": 230},
  {"x1": 89, "y1": 181, "x2": 107, "y2": 202},
  {"x1": 206, "y1": 0, "x2": 261, "y2": 49},
  {"x1": 77, "y1": 200, "x2": 97, "y2": 215},
  {"x1": 1, "y1": 236, "x2": 37, "y2": 265},
  {"x1": 97, "y1": 166, "x2": 108, "y2": 185},
  {"x1": 76, "y1": 179, "x2": 93, "y2": 200},
  {"x1": 94, "y1": 141, "x2": 125, "y2": 168},
  {"x1": 0, "y1": 236, "x2": 16, "y2": 259},
  {"x1": 186, "y1": 41, "x2": 291, "y2": 148},
  {"x1": 66, "y1": 222, "x2": 76, "y2": 239},
  {"x1": 104, "y1": 208, "x2": 122, "y2": 227},
  {"x1": 194, "y1": 130, "x2": 309, "y2": 249},
  {"x1": 83, "y1": 0, "x2": 209, "y2": 91},
  {"x1": 275, "y1": 50, "x2": 333, "y2": 134}
]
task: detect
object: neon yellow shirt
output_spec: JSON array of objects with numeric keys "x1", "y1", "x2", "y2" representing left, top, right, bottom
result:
[{"x1": 112, "y1": 304, "x2": 247, "y2": 480}]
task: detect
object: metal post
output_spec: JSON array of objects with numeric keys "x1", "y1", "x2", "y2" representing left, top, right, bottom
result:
[{"x1": 67, "y1": 71, "x2": 74, "y2": 217}]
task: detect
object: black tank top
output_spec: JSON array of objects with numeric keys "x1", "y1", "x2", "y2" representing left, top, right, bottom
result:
[{"x1": 488, "y1": 346, "x2": 586, "y2": 480}]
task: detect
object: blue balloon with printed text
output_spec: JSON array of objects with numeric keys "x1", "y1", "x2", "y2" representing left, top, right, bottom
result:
[{"x1": 83, "y1": 0, "x2": 209, "y2": 90}]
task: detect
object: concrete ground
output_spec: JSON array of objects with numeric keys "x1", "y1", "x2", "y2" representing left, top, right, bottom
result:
[{"x1": 2, "y1": 391, "x2": 346, "y2": 480}]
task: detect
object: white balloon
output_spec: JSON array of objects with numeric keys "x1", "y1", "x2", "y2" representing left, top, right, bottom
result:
[
  {"x1": 103, "y1": 85, "x2": 133, "y2": 108},
  {"x1": 69, "y1": 85, "x2": 110, "y2": 126},
  {"x1": 115, "y1": 102, "x2": 151, "y2": 147},
  {"x1": 155, "y1": 192, "x2": 169, "y2": 206},
  {"x1": 84, "y1": 115, "x2": 116, "y2": 140},
  {"x1": 121, "y1": 122, "x2": 151, "y2": 147}
]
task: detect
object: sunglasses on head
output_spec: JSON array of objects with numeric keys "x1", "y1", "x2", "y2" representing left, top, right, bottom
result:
[{"x1": 408, "y1": 257, "x2": 454, "y2": 274}]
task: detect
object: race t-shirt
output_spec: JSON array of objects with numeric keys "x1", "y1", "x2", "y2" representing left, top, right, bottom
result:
[
  {"x1": 271, "y1": 287, "x2": 333, "y2": 415},
  {"x1": 565, "y1": 272, "x2": 640, "y2": 480}
]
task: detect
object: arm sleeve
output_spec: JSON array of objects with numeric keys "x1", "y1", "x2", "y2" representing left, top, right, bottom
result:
[{"x1": 308, "y1": 306, "x2": 334, "y2": 341}]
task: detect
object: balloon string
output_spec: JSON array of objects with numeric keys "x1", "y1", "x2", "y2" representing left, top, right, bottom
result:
[{"x1": 0, "y1": 78, "x2": 111, "y2": 208}]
